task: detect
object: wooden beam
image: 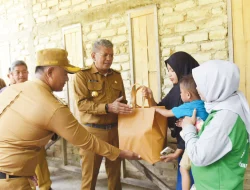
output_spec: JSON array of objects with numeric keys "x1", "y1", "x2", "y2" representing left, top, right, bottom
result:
[
  {"x1": 128, "y1": 160, "x2": 173, "y2": 190},
  {"x1": 61, "y1": 138, "x2": 68, "y2": 166},
  {"x1": 121, "y1": 159, "x2": 126, "y2": 179},
  {"x1": 231, "y1": 0, "x2": 246, "y2": 94},
  {"x1": 227, "y1": 0, "x2": 234, "y2": 62}
]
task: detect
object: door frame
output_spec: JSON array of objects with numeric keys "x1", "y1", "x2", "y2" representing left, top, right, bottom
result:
[
  {"x1": 60, "y1": 23, "x2": 84, "y2": 166},
  {"x1": 227, "y1": 0, "x2": 234, "y2": 62}
]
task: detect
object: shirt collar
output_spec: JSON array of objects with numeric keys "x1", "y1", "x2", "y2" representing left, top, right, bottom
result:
[
  {"x1": 90, "y1": 64, "x2": 113, "y2": 75},
  {"x1": 33, "y1": 78, "x2": 52, "y2": 92}
]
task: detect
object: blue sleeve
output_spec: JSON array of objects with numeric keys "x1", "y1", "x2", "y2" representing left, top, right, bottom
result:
[{"x1": 172, "y1": 103, "x2": 192, "y2": 119}]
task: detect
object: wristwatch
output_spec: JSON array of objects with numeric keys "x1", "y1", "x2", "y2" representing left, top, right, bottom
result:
[{"x1": 105, "y1": 104, "x2": 109, "y2": 113}]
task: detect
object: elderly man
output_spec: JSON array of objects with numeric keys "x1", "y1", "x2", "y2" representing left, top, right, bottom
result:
[
  {"x1": 0, "y1": 48, "x2": 140, "y2": 190},
  {"x1": 74, "y1": 39, "x2": 132, "y2": 190},
  {"x1": 10, "y1": 60, "x2": 29, "y2": 83},
  {"x1": 0, "y1": 60, "x2": 28, "y2": 92}
]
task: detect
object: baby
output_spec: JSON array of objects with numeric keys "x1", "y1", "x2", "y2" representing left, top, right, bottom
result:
[{"x1": 156, "y1": 75, "x2": 208, "y2": 190}]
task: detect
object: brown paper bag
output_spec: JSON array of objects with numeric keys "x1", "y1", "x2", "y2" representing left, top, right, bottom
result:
[{"x1": 118, "y1": 85, "x2": 167, "y2": 164}]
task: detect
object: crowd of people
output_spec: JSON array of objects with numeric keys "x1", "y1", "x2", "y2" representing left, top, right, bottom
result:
[{"x1": 0, "y1": 39, "x2": 249, "y2": 190}]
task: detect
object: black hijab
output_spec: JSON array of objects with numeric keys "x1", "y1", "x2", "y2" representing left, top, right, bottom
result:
[{"x1": 158, "y1": 51, "x2": 199, "y2": 149}]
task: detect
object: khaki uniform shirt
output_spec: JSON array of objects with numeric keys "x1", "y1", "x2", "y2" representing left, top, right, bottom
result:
[
  {"x1": 0, "y1": 79, "x2": 120, "y2": 176},
  {"x1": 74, "y1": 64, "x2": 127, "y2": 125}
]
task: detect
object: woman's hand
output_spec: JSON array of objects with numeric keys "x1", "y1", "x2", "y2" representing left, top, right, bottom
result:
[
  {"x1": 160, "y1": 149, "x2": 183, "y2": 162},
  {"x1": 142, "y1": 86, "x2": 153, "y2": 99},
  {"x1": 160, "y1": 153, "x2": 178, "y2": 162},
  {"x1": 175, "y1": 118, "x2": 183, "y2": 128},
  {"x1": 181, "y1": 109, "x2": 197, "y2": 128}
]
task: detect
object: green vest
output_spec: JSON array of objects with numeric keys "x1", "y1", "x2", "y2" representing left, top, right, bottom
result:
[{"x1": 192, "y1": 111, "x2": 249, "y2": 190}]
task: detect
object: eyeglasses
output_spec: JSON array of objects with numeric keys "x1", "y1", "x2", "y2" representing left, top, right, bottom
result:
[
  {"x1": 13, "y1": 70, "x2": 28, "y2": 76},
  {"x1": 96, "y1": 52, "x2": 114, "y2": 59}
]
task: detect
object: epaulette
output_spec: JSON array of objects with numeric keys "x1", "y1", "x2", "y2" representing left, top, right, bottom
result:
[
  {"x1": 57, "y1": 98, "x2": 68, "y2": 106},
  {"x1": 53, "y1": 94, "x2": 68, "y2": 106},
  {"x1": 81, "y1": 66, "x2": 91, "y2": 71},
  {"x1": 112, "y1": 69, "x2": 121, "y2": 74}
]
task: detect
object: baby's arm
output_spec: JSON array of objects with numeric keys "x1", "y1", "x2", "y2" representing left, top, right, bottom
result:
[{"x1": 156, "y1": 108, "x2": 175, "y2": 117}]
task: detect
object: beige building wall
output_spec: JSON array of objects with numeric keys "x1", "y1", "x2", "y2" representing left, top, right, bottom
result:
[
  {"x1": 0, "y1": 0, "x2": 229, "y2": 95},
  {"x1": 1, "y1": 0, "x2": 248, "y2": 188}
]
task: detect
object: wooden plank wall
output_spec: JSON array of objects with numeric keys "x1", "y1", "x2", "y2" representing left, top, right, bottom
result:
[
  {"x1": 232, "y1": 2, "x2": 250, "y2": 189},
  {"x1": 130, "y1": 6, "x2": 160, "y2": 106},
  {"x1": 231, "y1": 0, "x2": 250, "y2": 102}
]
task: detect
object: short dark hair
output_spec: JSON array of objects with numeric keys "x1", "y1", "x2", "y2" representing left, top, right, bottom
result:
[
  {"x1": 179, "y1": 74, "x2": 200, "y2": 98},
  {"x1": 11, "y1": 60, "x2": 28, "y2": 71},
  {"x1": 35, "y1": 66, "x2": 47, "y2": 74},
  {"x1": 92, "y1": 39, "x2": 113, "y2": 53}
]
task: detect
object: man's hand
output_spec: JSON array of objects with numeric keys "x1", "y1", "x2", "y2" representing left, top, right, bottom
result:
[
  {"x1": 181, "y1": 109, "x2": 197, "y2": 128},
  {"x1": 119, "y1": 150, "x2": 141, "y2": 160},
  {"x1": 142, "y1": 86, "x2": 153, "y2": 99},
  {"x1": 108, "y1": 96, "x2": 133, "y2": 114}
]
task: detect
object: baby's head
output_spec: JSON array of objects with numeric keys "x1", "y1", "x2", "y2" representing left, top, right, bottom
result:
[{"x1": 179, "y1": 75, "x2": 200, "y2": 103}]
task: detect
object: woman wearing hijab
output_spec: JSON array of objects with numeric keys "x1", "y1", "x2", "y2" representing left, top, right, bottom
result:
[
  {"x1": 181, "y1": 60, "x2": 250, "y2": 189},
  {"x1": 142, "y1": 51, "x2": 199, "y2": 190}
]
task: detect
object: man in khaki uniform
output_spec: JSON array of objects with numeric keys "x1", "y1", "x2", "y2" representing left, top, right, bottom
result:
[
  {"x1": 74, "y1": 39, "x2": 132, "y2": 190},
  {"x1": 0, "y1": 48, "x2": 140, "y2": 190},
  {"x1": 1, "y1": 60, "x2": 52, "y2": 189}
]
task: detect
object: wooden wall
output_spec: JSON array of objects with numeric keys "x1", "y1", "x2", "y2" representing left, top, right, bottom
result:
[{"x1": 231, "y1": 0, "x2": 250, "y2": 102}]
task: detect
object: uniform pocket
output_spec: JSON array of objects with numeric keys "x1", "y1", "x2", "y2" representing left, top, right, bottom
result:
[
  {"x1": 87, "y1": 81, "x2": 103, "y2": 100},
  {"x1": 87, "y1": 81, "x2": 102, "y2": 91},
  {"x1": 111, "y1": 83, "x2": 122, "y2": 98}
]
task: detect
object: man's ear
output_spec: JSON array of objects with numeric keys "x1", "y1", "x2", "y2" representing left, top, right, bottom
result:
[
  {"x1": 91, "y1": 52, "x2": 96, "y2": 62},
  {"x1": 46, "y1": 67, "x2": 54, "y2": 77}
]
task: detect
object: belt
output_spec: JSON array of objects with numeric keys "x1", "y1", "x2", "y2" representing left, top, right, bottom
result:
[
  {"x1": 0, "y1": 172, "x2": 21, "y2": 179},
  {"x1": 85, "y1": 123, "x2": 117, "y2": 130}
]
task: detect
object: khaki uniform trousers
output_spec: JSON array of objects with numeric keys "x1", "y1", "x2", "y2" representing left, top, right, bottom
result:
[
  {"x1": 80, "y1": 126, "x2": 121, "y2": 190},
  {"x1": 35, "y1": 147, "x2": 52, "y2": 190},
  {"x1": 0, "y1": 177, "x2": 33, "y2": 190}
]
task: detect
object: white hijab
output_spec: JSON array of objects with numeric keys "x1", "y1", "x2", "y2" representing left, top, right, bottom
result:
[{"x1": 192, "y1": 60, "x2": 250, "y2": 140}]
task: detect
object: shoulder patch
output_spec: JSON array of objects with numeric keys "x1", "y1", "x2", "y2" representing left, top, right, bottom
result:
[
  {"x1": 112, "y1": 69, "x2": 121, "y2": 74},
  {"x1": 81, "y1": 66, "x2": 91, "y2": 71},
  {"x1": 52, "y1": 94, "x2": 68, "y2": 106},
  {"x1": 57, "y1": 98, "x2": 68, "y2": 106}
]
